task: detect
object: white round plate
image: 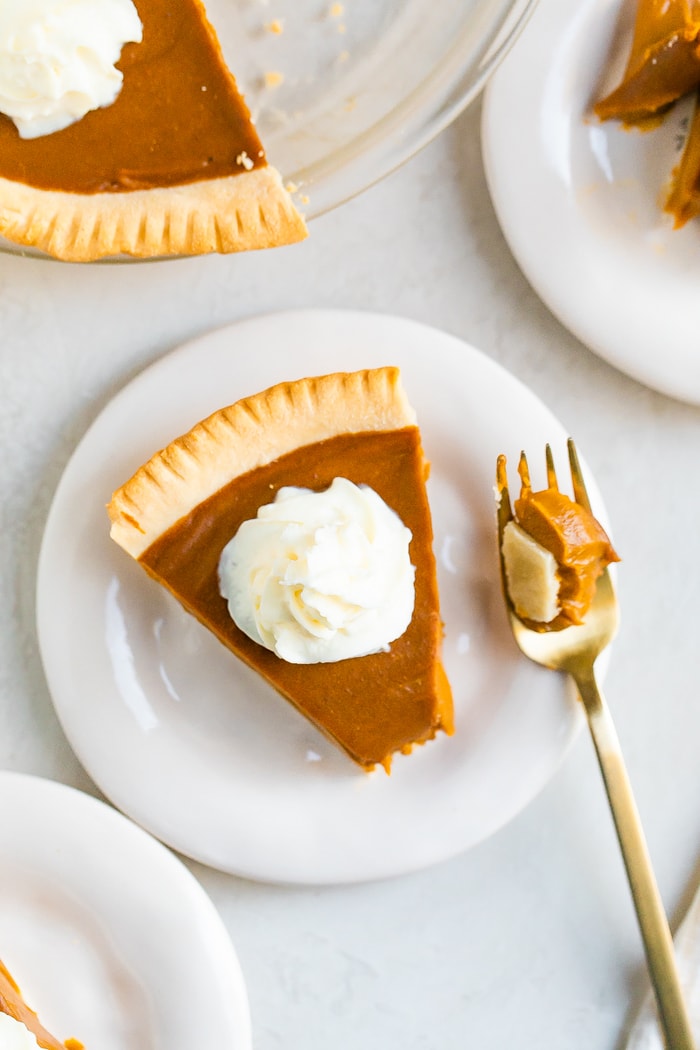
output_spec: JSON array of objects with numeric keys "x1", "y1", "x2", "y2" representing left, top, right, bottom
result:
[
  {"x1": 482, "y1": 0, "x2": 700, "y2": 405},
  {"x1": 37, "y1": 309, "x2": 600, "y2": 885},
  {"x1": 0, "y1": 771, "x2": 250, "y2": 1050}
]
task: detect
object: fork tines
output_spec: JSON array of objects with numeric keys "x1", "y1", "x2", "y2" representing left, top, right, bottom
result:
[{"x1": 498, "y1": 439, "x2": 591, "y2": 514}]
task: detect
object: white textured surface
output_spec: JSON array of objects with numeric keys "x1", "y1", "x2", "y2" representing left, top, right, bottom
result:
[{"x1": 1, "y1": 98, "x2": 700, "y2": 1048}]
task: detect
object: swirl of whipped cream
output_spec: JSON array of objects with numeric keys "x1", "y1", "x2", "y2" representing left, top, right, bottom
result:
[
  {"x1": 218, "y1": 477, "x2": 416, "y2": 664},
  {"x1": 0, "y1": 0, "x2": 143, "y2": 139}
]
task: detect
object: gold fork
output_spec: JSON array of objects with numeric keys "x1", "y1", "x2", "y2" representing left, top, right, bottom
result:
[{"x1": 496, "y1": 439, "x2": 695, "y2": 1050}]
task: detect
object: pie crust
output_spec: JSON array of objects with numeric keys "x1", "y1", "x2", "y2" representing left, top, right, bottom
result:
[{"x1": 0, "y1": 166, "x2": 306, "y2": 262}]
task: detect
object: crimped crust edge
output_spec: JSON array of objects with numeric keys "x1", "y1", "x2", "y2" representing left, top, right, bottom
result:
[{"x1": 108, "y1": 367, "x2": 417, "y2": 558}]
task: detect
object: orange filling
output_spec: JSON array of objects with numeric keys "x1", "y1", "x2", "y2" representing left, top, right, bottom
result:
[
  {"x1": 0, "y1": 0, "x2": 265, "y2": 193},
  {"x1": 514, "y1": 487, "x2": 619, "y2": 632},
  {"x1": 139, "y1": 428, "x2": 454, "y2": 770},
  {"x1": 595, "y1": 0, "x2": 700, "y2": 125}
]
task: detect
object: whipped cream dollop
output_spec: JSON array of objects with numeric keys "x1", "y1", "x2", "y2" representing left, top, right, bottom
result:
[
  {"x1": 0, "y1": 1014, "x2": 42, "y2": 1050},
  {"x1": 0, "y1": 0, "x2": 143, "y2": 139},
  {"x1": 218, "y1": 477, "x2": 416, "y2": 664}
]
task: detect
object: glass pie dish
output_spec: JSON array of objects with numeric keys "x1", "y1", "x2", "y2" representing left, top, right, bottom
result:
[{"x1": 0, "y1": 0, "x2": 537, "y2": 259}]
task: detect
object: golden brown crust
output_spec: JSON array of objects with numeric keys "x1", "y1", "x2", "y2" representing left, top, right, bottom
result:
[
  {"x1": 108, "y1": 367, "x2": 417, "y2": 558},
  {"x1": 0, "y1": 165, "x2": 307, "y2": 261}
]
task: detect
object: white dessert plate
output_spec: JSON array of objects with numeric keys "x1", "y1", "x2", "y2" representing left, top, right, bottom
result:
[
  {"x1": 0, "y1": 771, "x2": 251, "y2": 1050},
  {"x1": 37, "y1": 309, "x2": 604, "y2": 885},
  {"x1": 482, "y1": 0, "x2": 700, "y2": 405}
]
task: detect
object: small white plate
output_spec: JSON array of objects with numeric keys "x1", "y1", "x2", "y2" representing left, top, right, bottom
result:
[
  {"x1": 37, "y1": 309, "x2": 600, "y2": 885},
  {"x1": 0, "y1": 771, "x2": 250, "y2": 1050},
  {"x1": 482, "y1": 0, "x2": 700, "y2": 405}
]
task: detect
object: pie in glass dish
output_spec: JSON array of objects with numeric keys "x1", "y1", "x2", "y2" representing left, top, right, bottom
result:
[
  {"x1": 108, "y1": 367, "x2": 454, "y2": 771},
  {"x1": 0, "y1": 0, "x2": 307, "y2": 261}
]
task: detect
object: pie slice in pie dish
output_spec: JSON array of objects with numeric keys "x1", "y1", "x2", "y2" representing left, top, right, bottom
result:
[
  {"x1": 0, "y1": 958, "x2": 81, "y2": 1050},
  {"x1": 108, "y1": 367, "x2": 454, "y2": 771},
  {"x1": 0, "y1": 0, "x2": 307, "y2": 261}
]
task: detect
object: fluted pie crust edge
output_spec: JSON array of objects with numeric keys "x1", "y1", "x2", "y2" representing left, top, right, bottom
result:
[
  {"x1": 108, "y1": 367, "x2": 417, "y2": 558},
  {"x1": 0, "y1": 165, "x2": 307, "y2": 262}
]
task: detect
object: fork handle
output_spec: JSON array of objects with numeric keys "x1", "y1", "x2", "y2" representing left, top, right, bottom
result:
[{"x1": 573, "y1": 667, "x2": 696, "y2": 1050}]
